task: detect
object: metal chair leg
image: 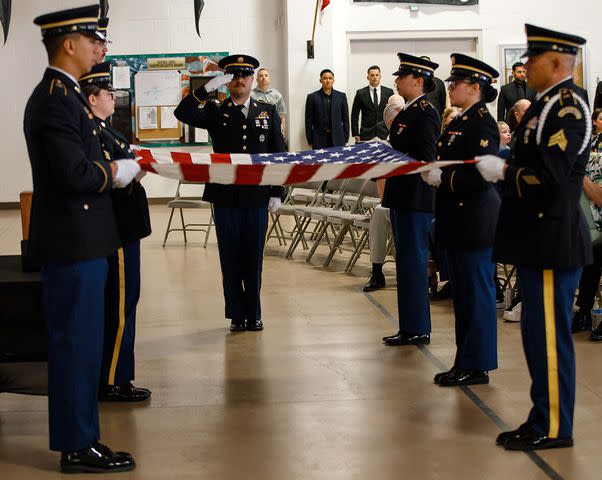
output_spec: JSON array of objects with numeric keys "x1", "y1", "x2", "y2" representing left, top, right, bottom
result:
[
  {"x1": 162, "y1": 208, "x2": 176, "y2": 247},
  {"x1": 324, "y1": 224, "x2": 349, "y2": 267},
  {"x1": 305, "y1": 221, "x2": 329, "y2": 263},
  {"x1": 179, "y1": 208, "x2": 188, "y2": 243}
]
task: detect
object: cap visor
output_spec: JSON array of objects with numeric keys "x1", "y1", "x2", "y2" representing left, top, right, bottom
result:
[{"x1": 94, "y1": 31, "x2": 110, "y2": 43}]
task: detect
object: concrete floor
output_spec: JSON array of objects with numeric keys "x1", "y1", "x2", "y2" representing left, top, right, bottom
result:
[{"x1": 1, "y1": 205, "x2": 601, "y2": 479}]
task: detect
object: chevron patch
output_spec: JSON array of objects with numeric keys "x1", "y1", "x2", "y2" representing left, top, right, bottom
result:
[
  {"x1": 548, "y1": 129, "x2": 568, "y2": 152},
  {"x1": 522, "y1": 175, "x2": 541, "y2": 185}
]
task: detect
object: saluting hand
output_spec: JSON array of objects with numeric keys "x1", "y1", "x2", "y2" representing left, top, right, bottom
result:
[{"x1": 204, "y1": 74, "x2": 234, "y2": 93}]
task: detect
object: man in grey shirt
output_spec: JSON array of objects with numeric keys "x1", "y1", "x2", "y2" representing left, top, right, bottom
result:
[{"x1": 251, "y1": 67, "x2": 287, "y2": 133}]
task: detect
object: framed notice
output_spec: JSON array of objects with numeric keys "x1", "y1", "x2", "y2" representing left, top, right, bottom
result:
[{"x1": 499, "y1": 44, "x2": 586, "y2": 88}]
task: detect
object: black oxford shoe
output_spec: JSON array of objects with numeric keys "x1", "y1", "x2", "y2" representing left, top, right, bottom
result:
[
  {"x1": 99, "y1": 383, "x2": 151, "y2": 402},
  {"x1": 382, "y1": 330, "x2": 401, "y2": 342},
  {"x1": 383, "y1": 332, "x2": 430, "y2": 346},
  {"x1": 363, "y1": 273, "x2": 386, "y2": 292},
  {"x1": 504, "y1": 429, "x2": 573, "y2": 451},
  {"x1": 429, "y1": 281, "x2": 451, "y2": 300},
  {"x1": 571, "y1": 310, "x2": 592, "y2": 333},
  {"x1": 496, "y1": 422, "x2": 532, "y2": 445},
  {"x1": 60, "y1": 442, "x2": 135, "y2": 473},
  {"x1": 246, "y1": 320, "x2": 264, "y2": 331},
  {"x1": 438, "y1": 369, "x2": 489, "y2": 387},
  {"x1": 230, "y1": 320, "x2": 246, "y2": 332},
  {"x1": 590, "y1": 325, "x2": 602, "y2": 341},
  {"x1": 434, "y1": 367, "x2": 456, "y2": 384}
]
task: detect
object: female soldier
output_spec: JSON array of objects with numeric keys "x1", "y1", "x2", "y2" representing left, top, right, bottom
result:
[
  {"x1": 381, "y1": 54, "x2": 441, "y2": 346},
  {"x1": 81, "y1": 62, "x2": 152, "y2": 401},
  {"x1": 422, "y1": 54, "x2": 501, "y2": 386}
]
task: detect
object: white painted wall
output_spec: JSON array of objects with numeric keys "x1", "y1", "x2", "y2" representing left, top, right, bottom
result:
[
  {"x1": 284, "y1": 0, "x2": 601, "y2": 152},
  {"x1": 0, "y1": 0, "x2": 600, "y2": 201},
  {"x1": 0, "y1": 0, "x2": 285, "y2": 202}
]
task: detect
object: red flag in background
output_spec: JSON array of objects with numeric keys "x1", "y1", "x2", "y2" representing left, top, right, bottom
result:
[{"x1": 321, "y1": 0, "x2": 331, "y2": 10}]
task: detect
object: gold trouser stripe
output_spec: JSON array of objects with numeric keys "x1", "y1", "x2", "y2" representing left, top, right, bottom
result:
[
  {"x1": 515, "y1": 167, "x2": 525, "y2": 198},
  {"x1": 108, "y1": 248, "x2": 126, "y2": 386},
  {"x1": 543, "y1": 269, "x2": 560, "y2": 438},
  {"x1": 450, "y1": 170, "x2": 457, "y2": 193}
]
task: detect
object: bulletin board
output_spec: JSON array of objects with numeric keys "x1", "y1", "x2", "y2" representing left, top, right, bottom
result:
[{"x1": 105, "y1": 51, "x2": 229, "y2": 147}]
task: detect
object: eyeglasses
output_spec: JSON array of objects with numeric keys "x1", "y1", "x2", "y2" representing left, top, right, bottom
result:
[{"x1": 446, "y1": 80, "x2": 472, "y2": 89}]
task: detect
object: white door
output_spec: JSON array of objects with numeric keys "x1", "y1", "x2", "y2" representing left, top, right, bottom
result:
[{"x1": 348, "y1": 36, "x2": 478, "y2": 102}]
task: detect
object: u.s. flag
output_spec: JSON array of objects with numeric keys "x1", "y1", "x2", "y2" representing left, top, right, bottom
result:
[{"x1": 135, "y1": 141, "x2": 466, "y2": 185}]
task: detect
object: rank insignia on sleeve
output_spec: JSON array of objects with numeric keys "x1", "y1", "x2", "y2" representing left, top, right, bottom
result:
[
  {"x1": 558, "y1": 106, "x2": 583, "y2": 120},
  {"x1": 548, "y1": 129, "x2": 568, "y2": 151},
  {"x1": 480, "y1": 139, "x2": 489, "y2": 148}
]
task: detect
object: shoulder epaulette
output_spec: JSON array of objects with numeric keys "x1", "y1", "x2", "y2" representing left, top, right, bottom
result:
[
  {"x1": 478, "y1": 106, "x2": 489, "y2": 118},
  {"x1": 419, "y1": 99, "x2": 432, "y2": 111},
  {"x1": 49, "y1": 78, "x2": 68, "y2": 96}
]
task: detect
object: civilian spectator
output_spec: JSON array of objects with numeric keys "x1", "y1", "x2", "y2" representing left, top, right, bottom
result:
[
  {"x1": 497, "y1": 62, "x2": 535, "y2": 121},
  {"x1": 305, "y1": 69, "x2": 349, "y2": 148},
  {"x1": 351, "y1": 65, "x2": 394, "y2": 142},
  {"x1": 251, "y1": 67, "x2": 288, "y2": 134}
]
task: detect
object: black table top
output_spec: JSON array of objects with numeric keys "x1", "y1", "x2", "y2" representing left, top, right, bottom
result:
[{"x1": 0, "y1": 255, "x2": 41, "y2": 285}]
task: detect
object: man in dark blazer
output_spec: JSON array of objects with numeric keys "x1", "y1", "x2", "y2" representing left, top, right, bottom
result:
[
  {"x1": 175, "y1": 54, "x2": 286, "y2": 333},
  {"x1": 595, "y1": 81, "x2": 602, "y2": 110},
  {"x1": 421, "y1": 56, "x2": 447, "y2": 116},
  {"x1": 305, "y1": 69, "x2": 349, "y2": 148},
  {"x1": 351, "y1": 65, "x2": 393, "y2": 141},
  {"x1": 497, "y1": 62, "x2": 536, "y2": 120},
  {"x1": 25, "y1": 5, "x2": 138, "y2": 473}
]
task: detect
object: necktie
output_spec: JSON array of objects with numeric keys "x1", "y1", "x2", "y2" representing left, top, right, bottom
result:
[
  {"x1": 236, "y1": 104, "x2": 246, "y2": 119},
  {"x1": 373, "y1": 88, "x2": 378, "y2": 107}
]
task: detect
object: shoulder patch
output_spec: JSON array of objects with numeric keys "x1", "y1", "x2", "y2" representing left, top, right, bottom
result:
[
  {"x1": 557, "y1": 105, "x2": 583, "y2": 120},
  {"x1": 558, "y1": 88, "x2": 577, "y2": 107}
]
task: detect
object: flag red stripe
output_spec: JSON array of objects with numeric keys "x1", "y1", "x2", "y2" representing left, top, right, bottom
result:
[
  {"x1": 170, "y1": 152, "x2": 193, "y2": 164},
  {"x1": 335, "y1": 163, "x2": 376, "y2": 179},
  {"x1": 136, "y1": 149, "x2": 158, "y2": 173},
  {"x1": 321, "y1": 0, "x2": 330, "y2": 11},
  {"x1": 180, "y1": 163, "x2": 210, "y2": 183},
  {"x1": 211, "y1": 153, "x2": 232, "y2": 164},
  {"x1": 378, "y1": 162, "x2": 426, "y2": 179},
  {"x1": 284, "y1": 164, "x2": 322, "y2": 184},
  {"x1": 234, "y1": 165, "x2": 266, "y2": 185}
]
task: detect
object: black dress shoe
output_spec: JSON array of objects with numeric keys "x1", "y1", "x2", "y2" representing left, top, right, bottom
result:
[
  {"x1": 363, "y1": 273, "x2": 386, "y2": 292},
  {"x1": 61, "y1": 442, "x2": 135, "y2": 473},
  {"x1": 382, "y1": 330, "x2": 400, "y2": 342},
  {"x1": 590, "y1": 324, "x2": 602, "y2": 341},
  {"x1": 429, "y1": 281, "x2": 451, "y2": 300},
  {"x1": 504, "y1": 428, "x2": 573, "y2": 451},
  {"x1": 434, "y1": 366, "x2": 456, "y2": 384},
  {"x1": 230, "y1": 320, "x2": 246, "y2": 332},
  {"x1": 99, "y1": 383, "x2": 151, "y2": 402},
  {"x1": 383, "y1": 332, "x2": 430, "y2": 346},
  {"x1": 438, "y1": 369, "x2": 489, "y2": 387},
  {"x1": 496, "y1": 422, "x2": 532, "y2": 446},
  {"x1": 246, "y1": 320, "x2": 264, "y2": 331},
  {"x1": 571, "y1": 310, "x2": 592, "y2": 333}
]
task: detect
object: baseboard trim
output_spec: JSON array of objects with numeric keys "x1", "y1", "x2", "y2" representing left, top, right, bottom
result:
[{"x1": 0, "y1": 202, "x2": 19, "y2": 210}]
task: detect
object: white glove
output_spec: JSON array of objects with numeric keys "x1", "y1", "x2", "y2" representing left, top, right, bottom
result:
[
  {"x1": 421, "y1": 168, "x2": 442, "y2": 187},
  {"x1": 268, "y1": 197, "x2": 282, "y2": 213},
  {"x1": 112, "y1": 159, "x2": 141, "y2": 188},
  {"x1": 476, "y1": 155, "x2": 506, "y2": 183},
  {"x1": 204, "y1": 74, "x2": 233, "y2": 93}
]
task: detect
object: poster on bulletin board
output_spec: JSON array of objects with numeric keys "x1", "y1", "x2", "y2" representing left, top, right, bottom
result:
[{"x1": 105, "y1": 52, "x2": 229, "y2": 147}]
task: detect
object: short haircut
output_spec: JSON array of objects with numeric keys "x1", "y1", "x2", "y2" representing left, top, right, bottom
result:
[
  {"x1": 82, "y1": 85, "x2": 103, "y2": 98},
  {"x1": 42, "y1": 32, "x2": 85, "y2": 62},
  {"x1": 320, "y1": 69, "x2": 334, "y2": 78},
  {"x1": 592, "y1": 108, "x2": 602, "y2": 123},
  {"x1": 512, "y1": 62, "x2": 525, "y2": 71},
  {"x1": 367, "y1": 65, "x2": 380, "y2": 74},
  {"x1": 257, "y1": 67, "x2": 269, "y2": 75}
]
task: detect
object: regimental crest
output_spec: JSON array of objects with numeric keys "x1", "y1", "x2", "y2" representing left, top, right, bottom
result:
[
  {"x1": 237, "y1": 56, "x2": 244, "y2": 63},
  {"x1": 480, "y1": 139, "x2": 489, "y2": 148}
]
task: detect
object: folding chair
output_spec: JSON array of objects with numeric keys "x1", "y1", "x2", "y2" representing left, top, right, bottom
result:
[{"x1": 162, "y1": 181, "x2": 213, "y2": 247}]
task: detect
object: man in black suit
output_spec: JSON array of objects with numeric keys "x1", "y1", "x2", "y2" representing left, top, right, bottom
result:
[
  {"x1": 305, "y1": 69, "x2": 349, "y2": 148},
  {"x1": 421, "y1": 56, "x2": 447, "y2": 116},
  {"x1": 351, "y1": 65, "x2": 393, "y2": 141},
  {"x1": 497, "y1": 62, "x2": 535, "y2": 120},
  {"x1": 595, "y1": 81, "x2": 602, "y2": 109},
  {"x1": 25, "y1": 5, "x2": 138, "y2": 473},
  {"x1": 175, "y1": 54, "x2": 286, "y2": 333}
]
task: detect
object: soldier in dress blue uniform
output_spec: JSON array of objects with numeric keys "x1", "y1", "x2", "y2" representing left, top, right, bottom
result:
[
  {"x1": 174, "y1": 55, "x2": 286, "y2": 332},
  {"x1": 24, "y1": 5, "x2": 139, "y2": 473},
  {"x1": 477, "y1": 25, "x2": 591, "y2": 451},
  {"x1": 381, "y1": 54, "x2": 441, "y2": 346},
  {"x1": 80, "y1": 61, "x2": 152, "y2": 402},
  {"x1": 422, "y1": 54, "x2": 501, "y2": 387}
]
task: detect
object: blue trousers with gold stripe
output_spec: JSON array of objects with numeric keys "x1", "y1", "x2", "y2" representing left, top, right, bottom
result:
[
  {"x1": 390, "y1": 209, "x2": 433, "y2": 335},
  {"x1": 213, "y1": 207, "x2": 268, "y2": 322},
  {"x1": 518, "y1": 266, "x2": 581, "y2": 439},
  {"x1": 446, "y1": 248, "x2": 498, "y2": 371},
  {"x1": 102, "y1": 241, "x2": 141, "y2": 386},
  {"x1": 43, "y1": 258, "x2": 107, "y2": 452}
]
